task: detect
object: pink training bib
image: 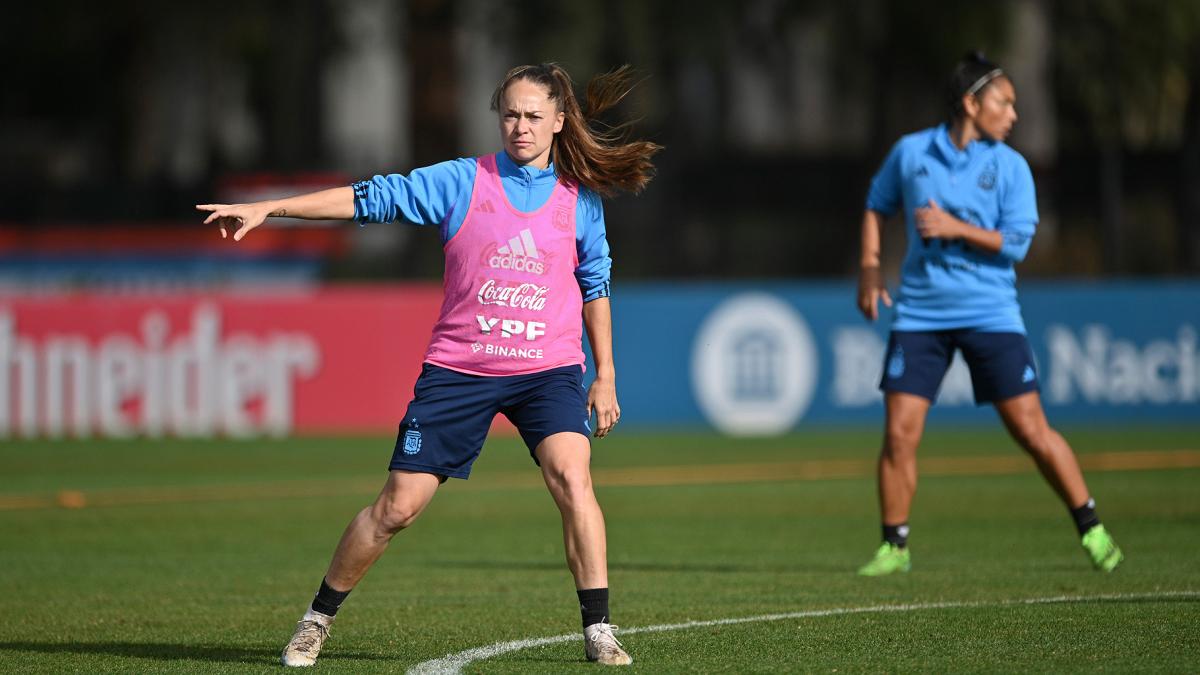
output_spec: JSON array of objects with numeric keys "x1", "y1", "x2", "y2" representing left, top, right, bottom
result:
[{"x1": 423, "y1": 154, "x2": 584, "y2": 376}]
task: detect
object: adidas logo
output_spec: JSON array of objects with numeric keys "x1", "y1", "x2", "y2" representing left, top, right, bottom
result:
[
  {"x1": 1022, "y1": 365, "x2": 1036, "y2": 383},
  {"x1": 498, "y1": 229, "x2": 539, "y2": 258},
  {"x1": 488, "y1": 228, "x2": 545, "y2": 275},
  {"x1": 476, "y1": 199, "x2": 496, "y2": 213}
]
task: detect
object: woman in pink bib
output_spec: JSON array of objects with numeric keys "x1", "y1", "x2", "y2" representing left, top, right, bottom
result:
[{"x1": 198, "y1": 63, "x2": 660, "y2": 667}]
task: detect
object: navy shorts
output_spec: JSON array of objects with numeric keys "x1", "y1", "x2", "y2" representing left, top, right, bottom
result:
[
  {"x1": 389, "y1": 363, "x2": 591, "y2": 479},
  {"x1": 879, "y1": 330, "x2": 1039, "y2": 404}
]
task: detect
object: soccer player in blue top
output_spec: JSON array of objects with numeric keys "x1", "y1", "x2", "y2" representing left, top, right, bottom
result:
[
  {"x1": 855, "y1": 52, "x2": 1123, "y2": 576},
  {"x1": 200, "y1": 63, "x2": 659, "y2": 667}
]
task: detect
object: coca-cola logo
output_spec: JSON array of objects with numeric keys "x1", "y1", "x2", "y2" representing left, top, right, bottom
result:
[{"x1": 477, "y1": 280, "x2": 549, "y2": 311}]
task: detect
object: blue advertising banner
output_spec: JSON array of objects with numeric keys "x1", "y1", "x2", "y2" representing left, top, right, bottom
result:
[{"x1": 604, "y1": 281, "x2": 1200, "y2": 433}]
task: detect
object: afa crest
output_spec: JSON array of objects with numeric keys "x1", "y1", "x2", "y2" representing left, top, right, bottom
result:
[
  {"x1": 403, "y1": 429, "x2": 422, "y2": 455},
  {"x1": 553, "y1": 206, "x2": 572, "y2": 232},
  {"x1": 978, "y1": 159, "x2": 998, "y2": 191}
]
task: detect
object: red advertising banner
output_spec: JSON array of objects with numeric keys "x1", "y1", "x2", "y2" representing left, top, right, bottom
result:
[{"x1": 0, "y1": 286, "x2": 453, "y2": 438}]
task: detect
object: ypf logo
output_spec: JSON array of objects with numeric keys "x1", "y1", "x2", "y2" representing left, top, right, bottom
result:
[
  {"x1": 476, "y1": 315, "x2": 546, "y2": 341},
  {"x1": 690, "y1": 293, "x2": 818, "y2": 435}
]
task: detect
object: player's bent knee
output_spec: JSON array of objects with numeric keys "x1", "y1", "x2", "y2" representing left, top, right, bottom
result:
[
  {"x1": 374, "y1": 499, "x2": 424, "y2": 534},
  {"x1": 1011, "y1": 421, "x2": 1052, "y2": 456},
  {"x1": 555, "y1": 470, "x2": 594, "y2": 495},
  {"x1": 545, "y1": 467, "x2": 594, "y2": 502}
]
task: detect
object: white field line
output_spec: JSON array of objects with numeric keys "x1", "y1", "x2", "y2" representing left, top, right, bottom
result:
[{"x1": 406, "y1": 590, "x2": 1200, "y2": 675}]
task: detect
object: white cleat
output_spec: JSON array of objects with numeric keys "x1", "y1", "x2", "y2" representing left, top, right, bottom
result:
[
  {"x1": 584, "y1": 622, "x2": 633, "y2": 665},
  {"x1": 281, "y1": 615, "x2": 332, "y2": 667}
]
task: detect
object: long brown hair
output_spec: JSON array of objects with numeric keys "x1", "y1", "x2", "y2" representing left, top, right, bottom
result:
[{"x1": 490, "y1": 63, "x2": 662, "y2": 197}]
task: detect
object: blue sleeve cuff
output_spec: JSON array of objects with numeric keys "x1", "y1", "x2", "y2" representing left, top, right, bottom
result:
[
  {"x1": 582, "y1": 281, "x2": 611, "y2": 303},
  {"x1": 351, "y1": 180, "x2": 372, "y2": 226},
  {"x1": 998, "y1": 225, "x2": 1035, "y2": 263}
]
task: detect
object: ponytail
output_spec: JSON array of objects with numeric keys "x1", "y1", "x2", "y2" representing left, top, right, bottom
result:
[{"x1": 491, "y1": 63, "x2": 662, "y2": 197}]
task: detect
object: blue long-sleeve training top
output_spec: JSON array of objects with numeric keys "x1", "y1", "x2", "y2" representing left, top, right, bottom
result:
[
  {"x1": 350, "y1": 152, "x2": 611, "y2": 302},
  {"x1": 866, "y1": 124, "x2": 1038, "y2": 333}
]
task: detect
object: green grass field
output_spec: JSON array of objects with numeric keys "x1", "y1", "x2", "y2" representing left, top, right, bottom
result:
[{"x1": 2, "y1": 425, "x2": 1198, "y2": 673}]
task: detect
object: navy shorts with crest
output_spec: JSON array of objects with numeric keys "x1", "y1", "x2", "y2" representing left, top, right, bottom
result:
[
  {"x1": 389, "y1": 363, "x2": 591, "y2": 480},
  {"x1": 879, "y1": 330, "x2": 1039, "y2": 404}
]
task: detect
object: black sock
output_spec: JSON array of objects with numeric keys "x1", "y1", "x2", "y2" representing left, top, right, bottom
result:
[
  {"x1": 883, "y1": 523, "x2": 909, "y2": 548},
  {"x1": 577, "y1": 588, "x2": 609, "y2": 629},
  {"x1": 311, "y1": 578, "x2": 352, "y2": 617},
  {"x1": 1070, "y1": 498, "x2": 1101, "y2": 536}
]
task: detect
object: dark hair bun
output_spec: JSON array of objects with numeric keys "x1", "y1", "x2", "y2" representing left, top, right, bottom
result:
[{"x1": 945, "y1": 51, "x2": 1004, "y2": 122}]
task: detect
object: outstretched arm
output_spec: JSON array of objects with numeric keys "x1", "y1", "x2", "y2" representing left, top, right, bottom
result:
[
  {"x1": 582, "y1": 297, "x2": 620, "y2": 439},
  {"x1": 196, "y1": 186, "x2": 355, "y2": 241}
]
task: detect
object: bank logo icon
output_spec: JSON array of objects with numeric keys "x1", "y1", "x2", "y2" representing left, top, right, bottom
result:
[
  {"x1": 691, "y1": 293, "x2": 818, "y2": 436},
  {"x1": 730, "y1": 331, "x2": 781, "y2": 401}
]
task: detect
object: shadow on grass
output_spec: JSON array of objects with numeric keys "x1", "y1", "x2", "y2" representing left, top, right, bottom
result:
[
  {"x1": 427, "y1": 558, "x2": 811, "y2": 574},
  {"x1": 1051, "y1": 595, "x2": 1200, "y2": 606},
  {"x1": 504, "y1": 654, "x2": 590, "y2": 666},
  {"x1": 0, "y1": 641, "x2": 392, "y2": 665}
]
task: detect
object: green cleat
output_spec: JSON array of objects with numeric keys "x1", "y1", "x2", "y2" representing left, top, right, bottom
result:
[
  {"x1": 1081, "y1": 524, "x2": 1124, "y2": 572},
  {"x1": 857, "y1": 542, "x2": 911, "y2": 576}
]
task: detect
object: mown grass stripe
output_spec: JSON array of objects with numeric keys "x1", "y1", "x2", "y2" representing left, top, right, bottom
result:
[{"x1": 1, "y1": 449, "x2": 1197, "y2": 511}]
